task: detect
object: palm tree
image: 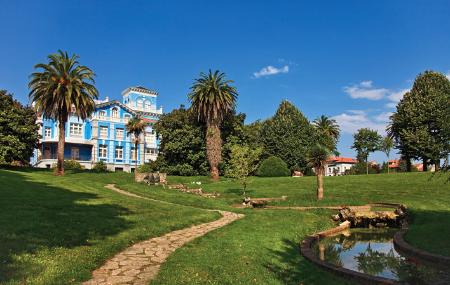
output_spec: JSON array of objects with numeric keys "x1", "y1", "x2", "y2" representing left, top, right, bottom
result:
[
  {"x1": 188, "y1": 70, "x2": 238, "y2": 181},
  {"x1": 307, "y1": 144, "x2": 331, "y2": 200},
  {"x1": 126, "y1": 116, "x2": 148, "y2": 176},
  {"x1": 29, "y1": 50, "x2": 98, "y2": 176},
  {"x1": 312, "y1": 115, "x2": 340, "y2": 153},
  {"x1": 381, "y1": 136, "x2": 394, "y2": 174}
]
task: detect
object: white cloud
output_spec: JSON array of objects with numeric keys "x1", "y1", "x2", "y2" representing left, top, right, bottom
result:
[
  {"x1": 331, "y1": 110, "x2": 387, "y2": 135},
  {"x1": 253, "y1": 65, "x2": 289, "y2": 78},
  {"x1": 385, "y1": 88, "x2": 409, "y2": 108},
  {"x1": 374, "y1": 112, "x2": 393, "y2": 123},
  {"x1": 344, "y1": 81, "x2": 389, "y2": 100}
]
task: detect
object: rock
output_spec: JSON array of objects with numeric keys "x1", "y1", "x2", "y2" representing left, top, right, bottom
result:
[{"x1": 331, "y1": 214, "x2": 340, "y2": 221}]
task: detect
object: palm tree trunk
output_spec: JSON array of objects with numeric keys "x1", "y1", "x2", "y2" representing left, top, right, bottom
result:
[
  {"x1": 56, "y1": 121, "x2": 66, "y2": 176},
  {"x1": 387, "y1": 154, "x2": 390, "y2": 174},
  {"x1": 206, "y1": 123, "x2": 221, "y2": 181},
  {"x1": 317, "y1": 167, "x2": 324, "y2": 200},
  {"x1": 135, "y1": 141, "x2": 138, "y2": 178}
]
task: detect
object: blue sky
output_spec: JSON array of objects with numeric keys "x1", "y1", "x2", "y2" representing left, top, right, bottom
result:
[{"x1": 1, "y1": 0, "x2": 450, "y2": 162}]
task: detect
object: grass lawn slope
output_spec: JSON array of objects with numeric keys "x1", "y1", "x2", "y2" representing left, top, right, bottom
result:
[
  {"x1": 0, "y1": 169, "x2": 218, "y2": 285},
  {"x1": 0, "y1": 169, "x2": 449, "y2": 284}
]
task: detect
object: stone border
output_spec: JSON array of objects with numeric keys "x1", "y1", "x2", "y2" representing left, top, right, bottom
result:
[{"x1": 393, "y1": 230, "x2": 450, "y2": 267}]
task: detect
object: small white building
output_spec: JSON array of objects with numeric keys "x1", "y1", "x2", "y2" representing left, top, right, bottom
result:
[{"x1": 325, "y1": 157, "x2": 357, "y2": 176}]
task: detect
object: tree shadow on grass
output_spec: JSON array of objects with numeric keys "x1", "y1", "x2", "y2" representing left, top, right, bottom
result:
[
  {"x1": 0, "y1": 170, "x2": 132, "y2": 283},
  {"x1": 265, "y1": 238, "x2": 351, "y2": 285}
]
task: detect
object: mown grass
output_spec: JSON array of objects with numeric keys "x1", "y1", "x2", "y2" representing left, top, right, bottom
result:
[
  {"x1": 0, "y1": 169, "x2": 449, "y2": 285},
  {"x1": 0, "y1": 169, "x2": 218, "y2": 285}
]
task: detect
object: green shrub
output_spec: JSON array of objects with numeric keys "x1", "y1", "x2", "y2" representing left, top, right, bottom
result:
[
  {"x1": 256, "y1": 156, "x2": 290, "y2": 177},
  {"x1": 92, "y1": 161, "x2": 108, "y2": 172},
  {"x1": 138, "y1": 158, "x2": 165, "y2": 173},
  {"x1": 52, "y1": 160, "x2": 84, "y2": 172}
]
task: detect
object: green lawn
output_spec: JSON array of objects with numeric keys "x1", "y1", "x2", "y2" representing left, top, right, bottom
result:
[
  {"x1": 0, "y1": 169, "x2": 449, "y2": 285},
  {"x1": 0, "y1": 169, "x2": 219, "y2": 285}
]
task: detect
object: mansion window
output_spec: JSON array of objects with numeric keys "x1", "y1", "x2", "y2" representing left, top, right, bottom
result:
[
  {"x1": 131, "y1": 147, "x2": 137, "y2": 160},
  {"x1": 145, "y1": 101, "x2": 151, "y2": 111},
  {"x1": 124, "y1": 114, "x2": 131, "y2": 122},
  {"x1": 99, "y1": 144, "x2": 108, "y2": 158},
  {"x1": 44, "y1": 127, "x2": 51, "y2": 139},
  {"x1": 116, "y1": 128, "x2": 124, "y2": 140},
  {"x1": 100, "y1": 126, "x2": 108, "y2": 138},
  {"x1": 99, "y1": 110, "x2": 106, "y2": 119},
  {"x1": 111, "y1": 107, "x2": 119, "y2": 118},
  {"x1": 70, "y1": 123, "x2": 83, "y2": 137},
  {"x1": 115, "y1": 146, "x2": 123, "y2": 159},
  {"x1": 145, "y1": 148, "x2": 157, "y2": 155},
  {"x1": 137, "y1": 99, "x2": 143, "y2": 110}
]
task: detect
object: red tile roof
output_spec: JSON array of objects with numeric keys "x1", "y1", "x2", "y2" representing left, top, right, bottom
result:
[{"x1": 327, "y1": 157, "x2": 357, "y2": 164}]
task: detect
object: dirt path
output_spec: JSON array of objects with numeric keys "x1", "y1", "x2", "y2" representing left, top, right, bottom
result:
[{"x1": 83, "y1": 184, "x2": 243, "y2": 285}]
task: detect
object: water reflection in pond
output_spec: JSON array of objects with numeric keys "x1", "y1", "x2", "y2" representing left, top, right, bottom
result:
[{"x1": 313, "y1": 229, "x2": 449, "y2": 284}]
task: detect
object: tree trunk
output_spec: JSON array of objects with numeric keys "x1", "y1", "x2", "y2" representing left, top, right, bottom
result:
[
  {"x1": 366, "y1": 155, "x2": 369, "y2": 175},
  {"x1": 387, "y1": 154, "x2": 390, "y2": 174},
  {"x1": 56, "y1": 121, "x2": 66, "y2": 176},
  {"x1": 406, "y1": 156, "x2": 412, "y2": 172},
  {"x1": 134, "y1": 141, "x2": 138, "y2": 178},
  {"x1": 206, "y1": 123, "x2": 221, "y2": 181},
  {"x1": 423, "y1": 157, "x2": 428, "y2": 172},
  {"x1": 317, "y1": 167, "x2": 324, "y2": 200},
  {"x1": 434, "y1": 159, "x2": 440, "y2": 171}
]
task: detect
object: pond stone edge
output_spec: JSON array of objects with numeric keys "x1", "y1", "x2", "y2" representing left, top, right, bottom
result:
[{"x1": 393, "y1": 230, "x2": 450, "y2": 267}]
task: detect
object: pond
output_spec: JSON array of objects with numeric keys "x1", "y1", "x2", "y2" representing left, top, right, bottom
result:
[{"x1": 313, "y1": 228, "x2": 450, "y2": 284}]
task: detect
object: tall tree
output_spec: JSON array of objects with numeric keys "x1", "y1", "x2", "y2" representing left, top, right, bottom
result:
[
  {"x1": 351, "y1": 128, "x2": 382, "y2": 175},
  {"x1": 260, "y1": 100, "x2": 315, "y2": 171},
  {"x1": 307, "y1": 144, "x2": 331, "y2": 200},
  {"x1": 0, "y1": 90, "x2": 39, "y2": 164},
  {"x1": 126, "y1": 116, "x2": 148, "y2": 176},
  {"x1": 389, "y1": 71, "x2": 450, "y2": 171},
  {"x1": 188, "y1": 70, "x2": 238, "y2": 180},
  {"x1": 29, "y1": 50, "x2": 98, "y2": 175},
  {"x1": 312, "y1": 115, "x2": 340, "y2": 153},
  {"x1": 380, "y1": 136, "x2": 394, "y2": 174}
]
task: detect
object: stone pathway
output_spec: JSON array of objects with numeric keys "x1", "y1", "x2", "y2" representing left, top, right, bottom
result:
[{"x1": 83, "y1": 185, "x2": 243, "y2": 285}]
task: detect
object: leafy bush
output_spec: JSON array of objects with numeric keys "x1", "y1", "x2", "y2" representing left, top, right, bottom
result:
[
  {"x1": 256, "y1": 156, "x2": 290, "y2": 177},
  {"x1": 92, "y1": 161, "x2": 108, "y2": 172},
  {"x1": 53, "y1": 160, "x2": 84, "y2": 172},
  {"x1": 346, "y1": 162, "x2": 379, "y2": 175},
  {"x1": 138, "y1": 157, "x2": 166, "y2": 173},
  {"x1": 161, "y1": 164, "x2": 196, "y2": 176}
]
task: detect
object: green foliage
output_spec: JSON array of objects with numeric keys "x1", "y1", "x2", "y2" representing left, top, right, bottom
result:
[
  {"x1": 0, "y1": 90, "x2": 39, "y2": 164},
  {"x1": 312, "y1": 115, "x2": 340, "y2": 153},
  {"x1": 256, "y1": 156, "x2": 290, "y2": 177},
  {"x1": 225, "y1": 144, "x2": 262, "y2": 193},
  {"x1": 138, "y1": 157, "x2": 169, "y2": 173},
  {"x1": 389, "y1": 71, "x2": 450, "y2": 169},
  {"x1": 346, "y1": 162, "x2": 380, "y2": 175},
  {"x1": 52, "y1": 160, "x2": 84, "y2": 171},
  {"x1": 161, "y1": 164, "x2": 197, "y2": 176},
  {"x1": 29, "y1": 50, "x2": 98, "y2": 175},
  {"x1": 154, "y1": 106, "x2": 209, "y2": 176},
  {"x1": 92, "y1": 161, "x2": 108, "y2": 172},
  {"x1": 260, "y1": 100, "x2": 315, "y2": 170},
  {"x1": 351, "y1": 128, "x2": 382, "y2": 165},
  {"x1": 306, "y1": 144, "x2": 331, "y2": 171}
]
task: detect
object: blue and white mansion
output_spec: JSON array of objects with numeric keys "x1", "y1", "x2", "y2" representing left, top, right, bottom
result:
[{"x1": 32, "y1": 86, "x2": 162, "y2": 172}]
